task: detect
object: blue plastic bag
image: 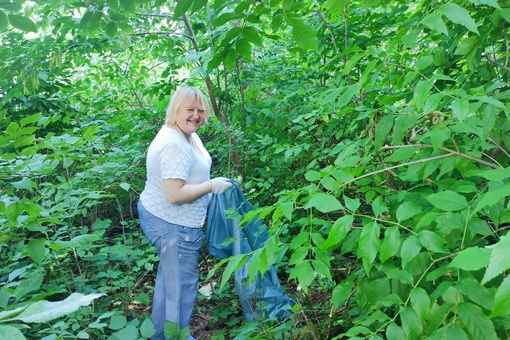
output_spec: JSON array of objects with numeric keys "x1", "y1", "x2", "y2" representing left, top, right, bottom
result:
[{"x1": 206, "y1": 181, "x2": 295, "y2": 321}]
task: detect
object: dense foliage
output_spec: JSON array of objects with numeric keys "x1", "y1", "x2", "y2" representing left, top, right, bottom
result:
[{"x1": 1, "y1": 0, "x2": 509, "y2": 339}]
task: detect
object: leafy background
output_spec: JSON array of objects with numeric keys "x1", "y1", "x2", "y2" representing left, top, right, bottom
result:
[{"x1": 0, "y1": 0, "x2": 509, "y2": 339}]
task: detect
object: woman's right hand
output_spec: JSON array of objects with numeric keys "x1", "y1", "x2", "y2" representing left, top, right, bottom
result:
[{"x1": 210, "y1": 177, "x2": 233, "y2": 194}]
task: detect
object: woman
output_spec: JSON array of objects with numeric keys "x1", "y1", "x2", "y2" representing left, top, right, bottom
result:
[{"x1": 137, "y1": 86, "x2": 232, "y2": 340}]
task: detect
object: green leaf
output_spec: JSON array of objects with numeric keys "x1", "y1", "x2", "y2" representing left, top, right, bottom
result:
[
  {"x1": 455, "y1": 36, "x2": 482, "y2": 56},
  {"x1": 473, "y1": 183, "x2": 510, "y2": 214},
  {"x1": 414, "y1": 80, "x2": 434, "y2": 111},
  {"x1": 235, "y1": 38, "x2": 252, "y2": 59},
  {"x1": 0, "y1": 325, "x2": 25, "y2": 340},
  {"x1": 337, "y1": 84, "x2": 358, "y2": 109},
  {"x1": 491, "y1": 275, "x2": 510, "y2": 318},
  {"x1": 105, "y1": 22, "x2": 118, "y2": 38},
  {"x1": 425, "y1": 190, "x2": 468, "y2": 211},
  {"x1": 343, "y1": 195, "x2": 360, "y2": 212},
  {"x1": 0, "y1": 10, "x2": 8, "y2": 32},
  {"x1": 109, "y1": 315, "x2": 127, "y2": 330},
  {"x1": 0, "y1": 2, "x2": 23, "y2": 11},
  {"x1": 242, "y1": 26, "x2": 263, "y2": 46},
  {"x1": 418, "y1": 230, "x2": 448, "y2": 253},
  {"x1": 191, "y1": 0, "x2": 207, "y2": 13},
  {"x1": 331, "y1": 281, "x2": 354, "y2": 308},
  {"x1": 467, "y1": 0, "x2": 500, "y2": 9},
  {"x1": 438, "y1": 3, "x2": 479, "y2": 35},
  {"x1": 380, "y1": 226, "x2": 400, "y2": 263},
  {"x1": 119, "y1": 0, "x2": 136, "y2": 13},
  {"x1": 324, "y1": 0, "x2": 349, "y2": 16},
  {"x1": 396, "y1": 200, "x2": 422, "y2": 222},
  {"x1": 420, "y1": 13, "x2": 448, "y2": 35},
  {"x1": 457, "y1": 278, "x2": 493, "y2": 311},
  {"x1": 8, "y1": 14, "x2": 37, "y2": 32},
  {"x1": 471, "y1": 95, "x2": 506, "y2": 109},
  {"x1": 401, "y1": 235, "x2": 421, "y2": 268},
  {"x1": 51, "y1": 234, "x2": 101, "y2": 250},
  {"x1": 374, "y1": 114, "x2": 393, "y2": 150},
  {"x1": 449, "y1": 247, "x2": 491, "y2": 271},
  {"x1": 224, "y1": 48, "x2": 237, "y2": 71},
  {"x1": 291, "y1": 260, "x2": 314, "y2": 292},
  {"x1": 386, "y1": 269, "x2": 414, "y2": 285},
  {"x1": 291, "y1": 21, "x2": 318, "y2": 50},
  {"x1": 410, "y1": 287, "x2": 430, "y2": 321},
  {"x1": 107, "y1": 0, "x2": 119, "y2": 12},
  {"x1": 173, "y1": 0, "x2": 193, "y2": 18},
  {"x1": 358, "y1": 221, "x2": 380, "y2": 274},
  {"x1": 482, "y1": 234, "x2": 510, "y2": 284},
  {"x1": 372, "y1": 196, "x2": 388, "y2": 217},
  {"x1": 220, "y1": 254, "x2": 247, "y2": 289},
  {"x1": 140, "y1": 317, "x2": 155, "y2": 338},
  {"x1": 323, "y1": 215, "x2": 353, "y2": 250},
  {"x1": 400, "y1": 306, "x2": 422, "y2": 338},
  {"x1": 457, "y1": 302, "x2": 497, "y2": 340},
  {"x1": 27, "y1": 239, "x2": 46, "y2": 264},
  {"x1": 304, "y1": 193, "x2": 343, "y2": 213},
  {"x1": 385, "y1": 322, "x2": 406, "y2": 339},
  {"x1": 342, "y1": 51, "x2": 369, "y2": 75},
  {"x1": 451, "y1": 98, "x2": 470, "y2": 122},
  {"x1": 12, "y1": 293, "x2": 104, "y2": 323}
]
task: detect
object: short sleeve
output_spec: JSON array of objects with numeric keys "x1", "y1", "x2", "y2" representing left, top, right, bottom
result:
[{"x1": 159, "y1": 142, "x2": 193, "y2": 180}]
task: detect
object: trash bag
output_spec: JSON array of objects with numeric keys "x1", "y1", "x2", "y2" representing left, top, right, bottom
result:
[{"x1": 206, "y1": 180, "x2": 295, "y2": 322}]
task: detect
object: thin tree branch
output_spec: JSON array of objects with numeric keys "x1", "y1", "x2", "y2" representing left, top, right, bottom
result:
[
  {"x1": 381, "y1": 144, "x2": 500, "y2": 169},
  {"x1": 130, "y1": 31, "x2": 193, "y2": 40}
]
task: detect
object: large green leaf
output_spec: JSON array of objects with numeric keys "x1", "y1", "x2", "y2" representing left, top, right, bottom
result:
[
  {"x1": 8, "y1": 14, "x2": 36, "y2": 32},
  {"x1": 323, "y1": 215, "x2": 353, "y2": 250},
  {"x1": 0, "y1": 10, "x2": 7, "y2": 31},
  {"x1": 304, "y1": 193, "x2": 343, "y2": 213},
  {"x1": 380, "y1": 226, "x2": 400, "y2": 263},
  {"x1": 11, "y1": 293, "x2": 104, "y2": 323},
  {"x1": 420, "y1": 13, "x2": 448, "y2": 35},
  {"x1": 457, "y1": 302, "x2": 497, "y2": 340},
  {"x1": 414, "y1": 80, "x2": 434, "y2": 111},
  {"x1": 174, "y1": 0, "x2": 194, "y2": 18},
  {"x1": 418, "y1": 230, "x2": 448, "y2": 253},
  {"x1": 449, "y1": 247, "x2": 491, "y2": 271},
  {"x1": 472, "y1": 182, "x2": 510, "y2": 214},
  {"x1": 358, "y1": 221, "x2": 380, "y2": 273},
  {"x1": 438, "y1": 3, "x2": 479, "y2": 35},
  {"x1": 0, "y1": 325, "x2": 25, "y2": 340},
  {"x1": 401, "y1": 235, "x2": 421, "y2": 268},
  {"x1": 27, "y1": 238, "x2": 46, "y2": 264},
  {"x1": 291, "y1": 21, "x2": 318, "y2": 50},
  {"x1": 425, "y1": 190, "x2": 468, "y2": 211},
  {"x1": 491, "y1": 275, "x2": 510, "y2": 318},
  {"x1": 482, "y1": 234, "x2": 510, "y2": 284}
]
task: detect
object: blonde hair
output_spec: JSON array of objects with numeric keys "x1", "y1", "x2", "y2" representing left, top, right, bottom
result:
[{"x1": 165, "y1": 86, "x2": 210, "y2": 126}]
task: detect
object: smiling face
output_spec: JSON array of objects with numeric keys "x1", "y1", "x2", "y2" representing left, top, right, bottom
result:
[
  {"x1": 165, "y1": 87, "x2": 210, "y2": 139},
  {"x1": 172, "y1": 103, "x2": 206, "y2": 138}
]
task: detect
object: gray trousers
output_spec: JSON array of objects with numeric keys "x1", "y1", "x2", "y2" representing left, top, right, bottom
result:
[{"x1": 138, "y1": 201, "x2": 202, "y2": 340}]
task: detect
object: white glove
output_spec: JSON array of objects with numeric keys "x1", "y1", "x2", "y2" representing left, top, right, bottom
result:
[{"x1": 210, "y1": 177, "x2": 233, "y2": 194}]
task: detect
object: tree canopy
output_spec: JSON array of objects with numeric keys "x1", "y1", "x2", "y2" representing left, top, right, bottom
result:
[{"x1": 1, "y1": 0, "x2": 510, "y2": 339}]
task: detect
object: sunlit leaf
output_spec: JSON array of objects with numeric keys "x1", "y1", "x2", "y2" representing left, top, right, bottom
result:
[
  {"x1": 425, "y1": 190, "x2": 468, "y2": 211},
  {"x1": 12, "y1": 293, "x2": 105, "y2": 323},
  {"x1": 449, "y1": 247, "x2": 491, "y2": 271},
  {"x1": 482, "y1": 234, "x2": 510, "y2": 284},
  {"x1": 438, "y1": 3, "x2": 479, "y2": 35}
]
